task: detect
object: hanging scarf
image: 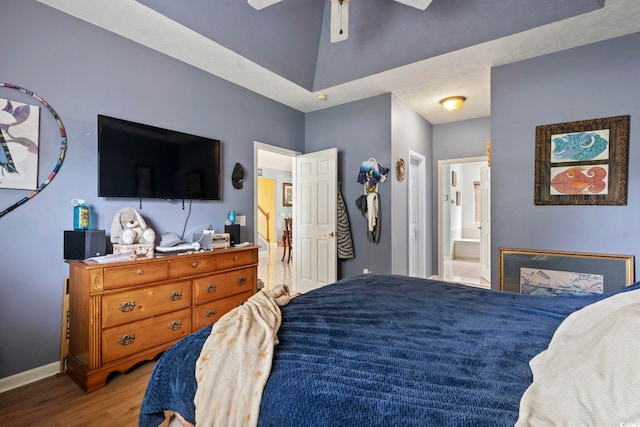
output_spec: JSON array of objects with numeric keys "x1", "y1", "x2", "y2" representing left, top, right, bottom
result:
[
  {"x1": 336, "y1": 181, "x2": 355, "y2": 259},
  {"x1": 357, "y1": 158, "x2": 389, "y2": 193}
]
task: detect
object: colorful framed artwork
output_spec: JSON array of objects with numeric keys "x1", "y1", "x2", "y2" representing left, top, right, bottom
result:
[
  {"x1": 0, "y1": 83, "x2": 67, "y2": 219},
  {"x1": 282, "y1": 182, "x2": 292, "y2": 207},
  {"x1": 534, "y1": 115, "x2": 629, "y2": 205},
  {"x1": 499, "y1": 247, "x2": 634, "y2": 295},
  {"x1": 0, "y1": 96, "x2": 41, "y2": 190}
]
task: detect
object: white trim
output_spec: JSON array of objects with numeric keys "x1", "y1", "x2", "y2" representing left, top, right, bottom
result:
[
  {"x1": 253, "y1": 141, "x2": 301, "y2": 249},
  {"x1": 0, "y1": 362, "x2": 60, "y2": 394},
  {"x1": 437, "y1": 156, "x2": 488, "y2": 281},
  {"x1": 407, "y1": 150, "x2": 427, "y2": 278}
]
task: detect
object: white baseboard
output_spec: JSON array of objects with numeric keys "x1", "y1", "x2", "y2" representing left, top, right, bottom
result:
[{"x1": 0, "y1": 362, "x2": 60, "y2": 394}]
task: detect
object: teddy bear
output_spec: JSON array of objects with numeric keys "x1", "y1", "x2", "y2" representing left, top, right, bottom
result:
[{"x1": 110, "y1": 207, "x2": 156, "y2": 246}]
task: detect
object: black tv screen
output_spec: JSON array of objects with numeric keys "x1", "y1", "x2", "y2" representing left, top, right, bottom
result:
[{"x1": 98, "y1": 115, "x2": 221, "y2": 200}]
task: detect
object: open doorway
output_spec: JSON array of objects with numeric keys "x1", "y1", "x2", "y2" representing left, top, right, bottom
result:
[
  {"x1": 254, "y1": 142, "x2": 300, "y2": 291},
  {"x1": 437, "y1": 156, "x2": 490, "y2": 288}
]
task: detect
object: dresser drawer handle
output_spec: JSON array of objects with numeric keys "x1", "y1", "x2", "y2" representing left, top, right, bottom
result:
[
  {"x1": 117, "y1": 334, "x2": 136, "y2": 346},
  {"x1": 168, "y1": 320, "x2": 183, "y2": 330},
  {"x1": 192, "y1": 261, "x2": 198, "y2": 268},
  {"x1": 168, "y1": 291, "x2": 182, "y2": 301},
  {"x1": 118, "y1": 301, "x2": 136, "y2": 312},
  {"x1": 205, "y1": 284, "x2": 217, "y2": 293},
  {"x1": 205, "y1": 309, "x2": 217, "y2": 318},
  {"x1": 234, "y1": 255, "x2": 239, "y2": 261},
  {"x1": 237, "y1": 277, "x2": 247, "y2": 285},
  {"x1": 136, "y1": 269, "x2": 144, "y2": 275}
]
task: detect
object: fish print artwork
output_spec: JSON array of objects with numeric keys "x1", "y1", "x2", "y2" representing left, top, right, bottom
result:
[
  {"x1": 550, "y1": 130, "x2": 609, "y2": 163},
  {"x1": 550, "y1": 165, "x2": 608, "y2": 195}
]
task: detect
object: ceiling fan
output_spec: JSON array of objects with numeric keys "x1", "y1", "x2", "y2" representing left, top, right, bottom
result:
[{"x1": 248, "y1": 0, "x2": 433, "y2": 43}]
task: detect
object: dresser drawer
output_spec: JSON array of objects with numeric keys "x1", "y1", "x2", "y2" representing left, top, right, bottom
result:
[
  {"x1": 103, "y1": 262, "x2": 168, "y2": 290},
  {"x1": 102, "y1": 280, "x2": 191, "y2": 328},
  {"x1": 193, "y1": 291, "x2": 253, "y2": 331},
  {"x1": 167, "y1": 255, "x2": 217, "y2": 279},
  {"x1": 102, "y1": 308, "x2": 191, "y2": 363},
  {"x1": 193, "y1": 267, "x2": 255, "y2": 305},
  {"x1": 216, "y1": 249, "x2": 256, "y2": 270}
]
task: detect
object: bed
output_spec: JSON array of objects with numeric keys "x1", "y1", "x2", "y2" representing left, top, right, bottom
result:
[{"x1": 139, "y1": 274, "x2": 640, "y2": 426}]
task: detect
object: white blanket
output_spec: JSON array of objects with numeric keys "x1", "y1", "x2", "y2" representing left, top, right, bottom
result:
[
  {"x1": 194, "y1": 285, "x2": 290, "y2": 427},
  {"x1": 516, "y1": 288, "x2": 640, "y2": 426}
]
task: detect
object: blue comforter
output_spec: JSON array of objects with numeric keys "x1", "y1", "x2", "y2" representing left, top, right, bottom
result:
[{"x1": 140, "y1": 274, "x2": 636, "y2": 426}]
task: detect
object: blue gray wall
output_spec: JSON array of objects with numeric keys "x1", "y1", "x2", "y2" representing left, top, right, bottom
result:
[
  {"x1": 3, "y1": 0, "x2": 640, "y2": 384},
  {"x1": 491, "y1": 33, "x2": 640, "y2": 288},
  {"x1": 313, "y1": 0, "x2": 602, "y2": 90},
  {"x1": 305, "y1": 94, "x2": 394, "y2": 278},
  {"x1": 0, "y1": 0, "x2": 304, "y2": 378},
  {"x1": 305, "y1": 94, "x2": 434, "y2": 279},
  {"x1": 139, "y1": 0, "x2": 601, "y2": 92},
  {"x1": 432, "y1": 117, "x2": 491, "y2": 268},
  {"x1": 391, "y1": 95, "x2": 433, "y2": 275}
]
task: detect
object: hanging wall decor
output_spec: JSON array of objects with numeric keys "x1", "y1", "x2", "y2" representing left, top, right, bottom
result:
[
  {"x1": 395, "y1": 158, "x2": 406, "y2": 182},
  {"x1": 357, "y1": 158, "x2": 389, "y2": 194},
  {"x1": 282, "y1": 182, "x2": 293, "y2": 207},
  {"x1": 534, "y1": 115, "x2": 629, "y2": 205},
  {"x1": 0, "y1": 83, "x2": 67, "y2": 218},
  {"x1": 356, "y1": 158, "x2": 389, "y2": 243},
  {"x1": 0, "y1": 96, "x2": 40, "y2": 190}
]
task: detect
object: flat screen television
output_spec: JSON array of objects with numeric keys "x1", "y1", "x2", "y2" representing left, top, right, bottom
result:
[{"x1": 98, "y1": 115, "x2": 221, "y2": 200}]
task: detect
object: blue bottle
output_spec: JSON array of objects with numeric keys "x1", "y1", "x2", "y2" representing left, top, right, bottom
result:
[
  {"x1": 227, "y1": 211, "x2": 236, "y2": 225},
  {"x1": 71, "y1": 199, "x2": 90, "y2": 230}
]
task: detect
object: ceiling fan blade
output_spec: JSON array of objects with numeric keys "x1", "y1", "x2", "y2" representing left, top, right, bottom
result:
[
  {"x1": 248, "y1": 0, "x2": 283, "y2": 10},
  {"x1": 394, "y1": 0, "x2": 433, "y2": 10},
  {"x1": 330, "y1": 0, "x2": 349, "y2": 43}
]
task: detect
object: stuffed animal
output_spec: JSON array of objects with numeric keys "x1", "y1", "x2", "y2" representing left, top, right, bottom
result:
[{"x1": 110, "y1": 207, "x2": 156, "y2": 245}]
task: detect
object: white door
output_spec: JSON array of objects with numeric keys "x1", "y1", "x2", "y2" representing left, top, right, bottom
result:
[
  {"x1": 479, "y1": 164, "x2": 491, "y2": 282},
  {"x1": 294, "y1": 148, "x2": 338, "y2": 293},
  {"x1": 408, "y1": 151, "x2": 426, "y2": 278}
]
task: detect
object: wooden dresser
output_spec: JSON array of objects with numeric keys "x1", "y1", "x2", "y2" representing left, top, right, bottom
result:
[{"x1": 65, "y1": 246, "x2": 258, "y2": 392}]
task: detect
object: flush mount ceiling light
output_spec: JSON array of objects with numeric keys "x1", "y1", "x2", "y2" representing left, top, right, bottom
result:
[
  {"x1": 439, "y1": 96, "x2": 467, "y2": 111},
  {"x1": 316, "y1": 93, "x2": 328, "y2": 101}
]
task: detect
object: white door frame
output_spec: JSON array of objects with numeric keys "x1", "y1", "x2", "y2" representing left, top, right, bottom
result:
[
  {"x1": 437, "y1": 156, "x2": 488, "y2": 281},
  {"x1": 408, "y1": 150, "x2": 426, "y2": 278},
  {"x1": 253, "y1": 141, "x2": 300, "y2": 267},
  {"x1": 479, "y1": 164, "x2": 491, "y2": 282}
]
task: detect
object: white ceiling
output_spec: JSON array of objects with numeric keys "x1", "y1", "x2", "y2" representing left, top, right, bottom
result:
[{"x1": 38, "y1": 0, "x2": 640, "y2": 124}]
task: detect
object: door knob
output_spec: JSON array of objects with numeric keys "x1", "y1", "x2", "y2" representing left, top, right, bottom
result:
[{"x1": 326, "y1": 231, "x2": 335, "y2": 237}]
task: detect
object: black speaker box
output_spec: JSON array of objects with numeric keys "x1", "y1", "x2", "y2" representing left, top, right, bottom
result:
[
  {"x1": 64, "y1": 230, "x2": 107, "y2": 260},
  {"x1": 225, "y1": 224, "x2": 241, "y2": 246}
]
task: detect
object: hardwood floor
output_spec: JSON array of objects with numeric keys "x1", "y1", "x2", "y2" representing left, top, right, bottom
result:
[{"x1": 0, "y1": 361, "x2": 168, "y2": 426}]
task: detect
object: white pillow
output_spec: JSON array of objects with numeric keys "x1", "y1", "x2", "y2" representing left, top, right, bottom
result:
[{"x1": 516, "y1": 290, "x2": 640, "y2": 426}]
